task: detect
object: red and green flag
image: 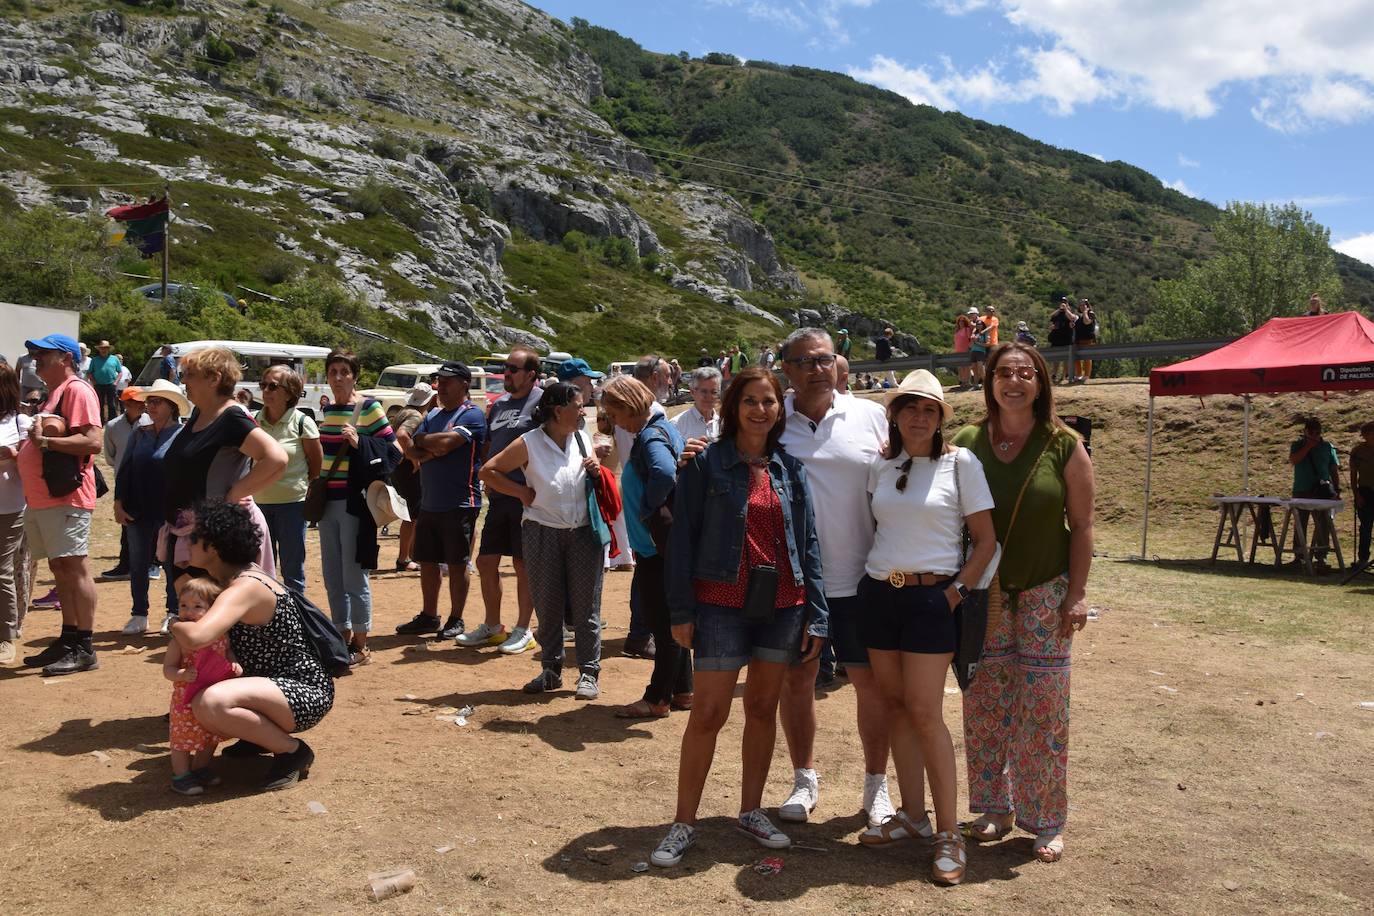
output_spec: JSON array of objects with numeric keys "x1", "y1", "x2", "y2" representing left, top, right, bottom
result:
[{"x1": 106, "y1": 198, "x2": 169, "y2": 257}]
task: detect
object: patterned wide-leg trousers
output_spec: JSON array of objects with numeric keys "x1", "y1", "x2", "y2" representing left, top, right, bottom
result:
[{"x1": 963, "y1": 573, "x2": 1072, "y2": 833}]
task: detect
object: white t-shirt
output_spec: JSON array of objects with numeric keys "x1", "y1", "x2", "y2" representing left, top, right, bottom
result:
[
  {"x1": 521, "y1": 428, "x2": 592, "y2": 530},
  {"x1": 0, "y1": 411, "x2": 34, "y2": 513},
  {"x1": 865, "y1": 448, "x2": 994, "y2": 580},
  {"x1": 779, "y1": 391, "x2": 888, "y2": 597},
  {"x1": 671, "y1": 404, "x2": 720, "y2": 443},
  {"x1": 611, "y1": 400, "x2": 665, "y2": 466}
]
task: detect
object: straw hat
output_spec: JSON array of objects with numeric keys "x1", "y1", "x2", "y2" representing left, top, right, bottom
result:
[
  {"x1": 366, "y1": 480, "x2": 409, "y2": 527},
  {"x1": 885, "y1": 369, "x2": 953, "y2": 422},
  {"x1": 131, "y1": 378, "x2": 190, "y2": 416}
]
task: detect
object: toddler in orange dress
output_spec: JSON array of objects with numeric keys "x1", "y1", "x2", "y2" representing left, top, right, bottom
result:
[{"x1": 164, "y1": 578, "x2": 240, "y2": 795}]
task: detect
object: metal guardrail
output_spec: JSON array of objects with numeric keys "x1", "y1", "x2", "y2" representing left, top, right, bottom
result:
[{"x1": 848, "y1": 337, "x2": 1238, "y2": 376}]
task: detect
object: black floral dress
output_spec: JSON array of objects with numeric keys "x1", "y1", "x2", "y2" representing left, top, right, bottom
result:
[{"x1": 229, "y1": 576, "x2": 334, "y2": 732}]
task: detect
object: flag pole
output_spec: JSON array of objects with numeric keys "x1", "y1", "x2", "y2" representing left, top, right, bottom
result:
[{"x1": 160, "y1": 183, "x2": 170, "y2": 304}]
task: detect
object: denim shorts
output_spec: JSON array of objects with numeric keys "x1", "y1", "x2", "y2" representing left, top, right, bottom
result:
[{"x1": 692, "y1": 602, "x2": 807, "y2": 671}]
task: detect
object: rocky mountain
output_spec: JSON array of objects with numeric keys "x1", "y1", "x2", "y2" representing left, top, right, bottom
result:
[{"x1": 1, "y1": 0, "x2": 1369, "y2": 366}]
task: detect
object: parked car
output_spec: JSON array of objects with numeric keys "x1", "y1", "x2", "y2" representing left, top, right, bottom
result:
[
  {"x1": 135, "y1": 283, "x2": 240, "y2": 311},
  {"x1": 357, "y1": 362, "x2": 502, "y2": 413}
]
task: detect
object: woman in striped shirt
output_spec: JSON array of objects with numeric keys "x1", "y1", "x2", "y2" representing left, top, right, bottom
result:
[{"x1": 317, "y1": 349, "x2": 396, "y2": 665}]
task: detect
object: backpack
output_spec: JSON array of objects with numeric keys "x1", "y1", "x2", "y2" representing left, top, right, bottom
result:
[{"x1": 290, "y1": 586, "x2": 352, "y2": 677}]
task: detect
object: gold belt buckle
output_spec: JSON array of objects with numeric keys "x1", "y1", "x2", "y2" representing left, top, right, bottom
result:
[{"x1": 887, "y1": 570, "x2": 906, "y2": 588}]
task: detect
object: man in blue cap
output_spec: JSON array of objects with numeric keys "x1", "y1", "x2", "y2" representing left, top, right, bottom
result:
[
  {"x1": 16, "y1": 333, "x2": 104, "y2": 675},
  {"x1": 556, "y1": 358, "x2": 604, "y2": 410}
]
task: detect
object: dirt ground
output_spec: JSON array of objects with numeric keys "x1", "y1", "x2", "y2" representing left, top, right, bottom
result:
[{"x1": 2, "y1": 381, "x2": 1372, "y2": 914}]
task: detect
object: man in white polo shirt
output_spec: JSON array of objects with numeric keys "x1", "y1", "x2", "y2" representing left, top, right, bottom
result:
[{"x1": 773, "y1": 327, "x2": 905, "y2": 832}]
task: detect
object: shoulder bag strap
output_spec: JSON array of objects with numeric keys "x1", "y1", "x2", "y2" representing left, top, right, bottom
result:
[{"x1": 320, "y1": 402, "x2": 364, "y2": 480}]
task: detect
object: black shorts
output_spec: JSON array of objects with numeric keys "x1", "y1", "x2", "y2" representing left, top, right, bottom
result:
[
  {"x1": 412, "y1": 507, "x2": 479, "y2": 566},
  {"x1": 826, "y1": 593, "x2": 870, "y2": 667},
  {"x1": 969, "y1": 349, "x2": 986, "y2": 363},
  {"x1": 856, "y1": 574, "x2": 957, "y2": 655},
  {"x1": 478, "y1": 495, "x2": 524, "y2": 559}
]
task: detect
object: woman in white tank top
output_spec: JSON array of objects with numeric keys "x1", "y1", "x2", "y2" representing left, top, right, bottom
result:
[{"x1": 480, "y1": 383, "x2": 605, "y2": 699}]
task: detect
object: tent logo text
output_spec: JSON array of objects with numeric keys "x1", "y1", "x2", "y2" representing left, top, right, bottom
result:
[{"x1": 1321, "y1": 364, "x2": 1374, "y2": 383}]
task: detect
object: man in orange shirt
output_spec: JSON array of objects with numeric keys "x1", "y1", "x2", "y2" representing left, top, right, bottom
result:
[
  {"x1": 16, "y1": 334, "x2": 103, "y2": 676},
  {"x1": 983, "y1": 305, "x2": 1001, "y2": 346}
]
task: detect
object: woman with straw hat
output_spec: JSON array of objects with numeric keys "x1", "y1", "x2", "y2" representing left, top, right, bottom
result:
[{"x1": 856, "y1": 369, "x2": 997, "y2": 886}]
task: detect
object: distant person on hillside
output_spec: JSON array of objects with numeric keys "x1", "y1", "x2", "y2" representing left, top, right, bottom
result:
[
  {"x1": 1074, "y1": 300, "x2": 1098, "y2": 383},
  {"x1": 697, "y1": 348, "x2": 714, "y2": 369},
  {"x1": 1289, "y1": 417, "x2": 1341, "y2": 565},
  {"x1": 1015, "y1": 321, "x2": 1037, "y2": 346},
  {"x1": 157, "y1": 345, "x2": 178, "y2": 382},
  {"x1": 953, "y1": 311, "x2": 975, "y2": 390},
  {"x1": 969, "y1": 310, "x2": 991, "y2": 388},
  {"x1": 874, "y1": 327, "x2": 896, "y2": 384},
  {"x1": 87, "y1": 340, "x2": 122, "y2": 424},
  {"x1": 1047, "y1": 296, "x2": 1077, "y2": 383},
  {"x1": 1306, "y1": 294, "x2": 1326, "y2": 316},
  {"x1": 836, "y1": 328, "x2": 852, "y2": 360},
  {"x1": 1351, "y1": 421, "x2": 1374, "y2": 567}
]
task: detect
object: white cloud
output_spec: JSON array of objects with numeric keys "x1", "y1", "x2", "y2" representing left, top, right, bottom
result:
[
  {"x1": 1334, "y1": 232, "x2": 1374, "y2": 267},
  {"x1": 1165, "y1": 178, "x2": 1198, "y2": 198},
  {"x1": 1086, "y1": 152, "x2": 1105, "y2": 161},
  {"x1": 1177, "y1": 154, "x2": 1200, "y2": 168},
  {"x1": 850, "y1": 54, "x2": 957, "y2": 109},
  {"x1": 861, "y1": 1, "x2": 1374, "y2": 130},
  {"x1": 708, "y1": 0, "x2": 878, "y2": 46}
]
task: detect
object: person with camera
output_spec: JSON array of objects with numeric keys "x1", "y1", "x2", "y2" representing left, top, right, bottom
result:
[
  {"x1": 1047, "y1": 296, "x2": 1078, "y2": 383},
  {"x1": 1289, "y1": 417, "x2": 1341, "y2": 564}
]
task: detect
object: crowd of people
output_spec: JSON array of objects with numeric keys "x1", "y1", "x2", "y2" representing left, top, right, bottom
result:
[{"x1": 5, "y1": 316, "x2": 1363, "y2": 887}]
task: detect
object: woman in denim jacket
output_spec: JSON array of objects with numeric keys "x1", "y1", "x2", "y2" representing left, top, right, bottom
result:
[{"x1": 650, "y1": 367, "x2": 828, "y2": 868}]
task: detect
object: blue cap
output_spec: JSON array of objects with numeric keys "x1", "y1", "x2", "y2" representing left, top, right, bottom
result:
[
  {"x1": 557, "y1": 358, "x2": 604, "y2": 381},
  {"x1": 25, "y1": 334, "x2": 81, "y2": 363}
]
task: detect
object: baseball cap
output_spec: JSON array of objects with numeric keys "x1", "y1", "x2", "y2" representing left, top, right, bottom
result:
[
  {"x1": 25, "y1": 334, "x2": 81, "y2": 362},
  {"x1": 119, "y1": 386, "x2": 142, "y2": 402},
  {"x1": 557, "y1": 358, "x2": 604, "y2": 381},
  {"x1": 434, "y1": 361, "x2": 472, "y2": 381}
]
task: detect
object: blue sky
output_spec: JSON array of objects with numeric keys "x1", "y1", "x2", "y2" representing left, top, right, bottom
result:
[{"x1": 527, "y1": 0, "x2": 1374, "y2": 269}]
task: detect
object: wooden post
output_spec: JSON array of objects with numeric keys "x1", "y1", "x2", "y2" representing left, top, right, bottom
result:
[{"x1": 160, "y1": 184, "x2": 170, "y2": 304}]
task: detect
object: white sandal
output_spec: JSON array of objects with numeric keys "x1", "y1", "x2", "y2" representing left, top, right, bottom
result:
[{"x1": 1034, "y1": 831, "x2": 1064, "y2": 862}]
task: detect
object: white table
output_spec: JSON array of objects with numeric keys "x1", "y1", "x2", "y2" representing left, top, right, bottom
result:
[
  {"x1": 1277, "y1": 498, "x2": 1346, "y2": 575},
  {"x1": 1208, "y1": 496, "x2": 1287, "y2": 565}
]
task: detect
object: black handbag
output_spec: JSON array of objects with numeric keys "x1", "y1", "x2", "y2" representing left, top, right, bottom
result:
[
  {"x1": 303, "y1": 402, "x2": 361, "y2": 523},
  {"x1": 291, "y1": 587, "x2": 351, "y2": 677},
  {"x1": 39, "y1": 387, "x2": 91, "y2": 497},
  {"x1": 742, "y1": 563, "x2": 779, "y2": 622}
]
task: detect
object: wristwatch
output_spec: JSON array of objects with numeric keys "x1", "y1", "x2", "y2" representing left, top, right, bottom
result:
[{"x1": 952, "y1": 582, "x2": 970, "y2": 601}]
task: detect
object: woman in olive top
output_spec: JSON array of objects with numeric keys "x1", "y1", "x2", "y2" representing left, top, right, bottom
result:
[
  {"x1": 254, "y1": 365, "x2": 322, "y2": 595},
  {"x1": 950, "y1": 342, "x2": 1094, "y2": 864}
]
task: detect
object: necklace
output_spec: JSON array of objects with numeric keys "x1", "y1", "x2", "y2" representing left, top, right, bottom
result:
[{"x1": 996, "y1": 424, "x2": 1030, "y2": 453}]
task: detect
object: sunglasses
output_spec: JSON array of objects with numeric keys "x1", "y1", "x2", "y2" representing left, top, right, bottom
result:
[
  {"x1": 993, "y1": 365, "x2": 1038, "y2": 381},
  {"x1": 261, "y1": 381, "x2": 283, "y2": 392},
  {"x1": 503, "y1": 363, "x2": 531, "y2": 374},
  {"x1": 782, "y1": 354, "x2": 837, "y2": 370},
  {"x1": 895, "y1": 457, "x2": 914, "y2": 494}
]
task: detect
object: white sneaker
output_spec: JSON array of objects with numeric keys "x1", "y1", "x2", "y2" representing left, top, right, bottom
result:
[
  {"x1": 650, "y1": 822, "x2": 696, "y2": 867},
  {"x1": 863, "y1": 772, "x2": 896, "y2": 827},
  {"x1": 497, "y1": 626, "x2": 534, "y2": 655},
  {"x1": 159, "y1": 614, "x2": 178, "y2": 636},
  {"x1": 737, "y1": 808, "x2": 791, "y2": 849},
  {"x1": 148, "y1": 566, "x2": 162, "y2": 580},
  {"x1": 455, "y1": 621, "x2": 505, "y2": 648},
  {"x1": 777, "y1": 768, "x2": 819, "y2": 823},
  {"x1": 0, "y1": 640, "x2": 15, "y2": 666},
  {"x1": 121, "y1": 616, "x2": 149, "y2": 635}
]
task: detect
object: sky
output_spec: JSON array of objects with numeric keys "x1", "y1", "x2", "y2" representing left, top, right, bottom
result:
[{"x1": 526, "y1": 0, "x2": 1374, "y2": 269}]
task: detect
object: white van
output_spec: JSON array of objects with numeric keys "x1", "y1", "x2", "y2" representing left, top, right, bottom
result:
[{"x1": 134, "y1": 340, "x2": 332, "y2": 415}]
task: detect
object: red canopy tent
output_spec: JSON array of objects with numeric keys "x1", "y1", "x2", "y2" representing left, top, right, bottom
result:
[{"x1": 1140, "y1": 312, "x2": 1374, "y2": 556}]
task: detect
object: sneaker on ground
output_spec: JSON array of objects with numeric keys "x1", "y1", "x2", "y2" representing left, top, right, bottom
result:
[
  {"x1": 574, "y1": 672, "x2": 599, "y2": 700},
  {"x1": 438, "y1": 616, "x2": 465, "y2": 640},
  {"x1": 456, "y1": 622, "x2": 506, "y2": 648},
  {"x1": 863, "y1": 772, "x2": 896, "y2": 827},
  {"x1": 0, "y1": 640, "x2": 15, "y2": 666},
  {"x1": 395, "y1": 613, "x2": 441, "y2": 636},
  {"x1": 562, "y1": 626, "x2": 576, "y2": 644},
  {"x1": 159, "y1": 614, "x2": 178, "y2": 636},
  {"x1": 42, "y1": 645, "x2": 98, "y2": 676},
  {"x1": 737, "y1": 808, "x2": 791, "y2": 849},
  {"x1": 778, "y1": 768, "x2": 819, "y2": 823},
  {"x1": 23, "y1": 639, "x2": 71, "y2": 668},
  {"x1": 623, "y1": 634, "x2": 656, "y2": 660},
  {"x1": 148, "y1": 566, "x2": 162, "y2": 580},
  {"x1": 100, "y1": 566, "x2": 130, "y2": 581},
  {"x1": 523, "y1": 668, "x2": 562, "y2": 693},
  {"x1": 170, "y1": 774, "x2": 204, "y2": 796},
  {"x1": 497, "y1": 626, "x2": 534, "y2": 655},
  {"x1": 31, "y1": 588, "x2": 60, "y2": 609},
  {"x1": 650, "y1": 822, "x2": 696, "y2": 867},
  {"x1": 121, "y1": 616, "x2": 149, "y2": 636}
]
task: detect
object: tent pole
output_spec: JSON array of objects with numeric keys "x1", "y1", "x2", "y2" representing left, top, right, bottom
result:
[
  {"x1": 1242, "y1": 395, "x2": 1251, "y2": 494},
  {"x1": 1141, "y1": 394, "x2": 1154, "y2": 558}
]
